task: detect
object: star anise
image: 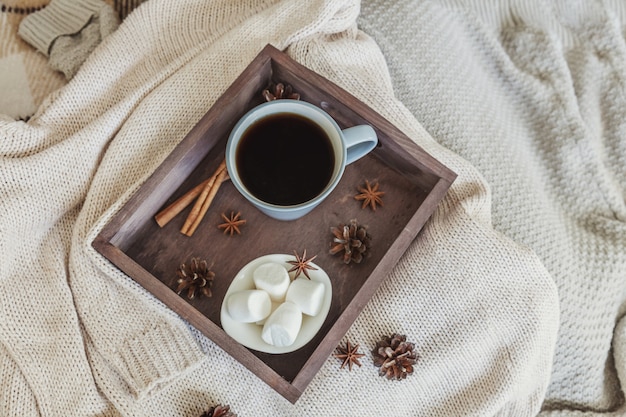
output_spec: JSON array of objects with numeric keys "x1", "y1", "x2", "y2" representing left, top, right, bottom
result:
[
  {"x1": 333, "y1": 339, "x2": 365, "y2": 371},
  {"x1": 262, "y1": 82, "x2": 300, "y2": 101},
  {"x1": 354, "y1": 180, "x2": 384, "y2": 211},
  {"x1": 200, "y1": 404, "x2": 236, "y2": 417},
  {"x1": 217, "y1": 211, "x2": 246, "y2": 236},
  {"x1": 287, "y1": 249, "x2": 318, "y2": 279},
  {"x1": 176, "y1": 258, "x2": 215, "y2": 299}
]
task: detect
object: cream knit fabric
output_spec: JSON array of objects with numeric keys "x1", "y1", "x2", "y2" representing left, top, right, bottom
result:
[
  {"x1": 19, "y1": 0, "x2": 120, "y2": 78},
  {"x1": 0, "y1": 0, "x2": 122, "y2": 120},
  {"x1": 359, "y1": 0, "x2": 626, "y2": 414},
  {"x1": 1, "y1": 0, "x2": 561, "y2": 416},
  {"x1": 0, "y1": 1, "x2": 65, "y2": 119}
]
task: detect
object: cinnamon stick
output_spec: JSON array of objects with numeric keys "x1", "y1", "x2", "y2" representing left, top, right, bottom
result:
[
  {"x1": 155, "y1": 178, "x2": 210, "y2": 228},
  {"x1": 154, "y1": 159, "x2": 228, "y2": 228},
  {"x1": 181, "y1": 167, "x2": 227, "y2": 236}
]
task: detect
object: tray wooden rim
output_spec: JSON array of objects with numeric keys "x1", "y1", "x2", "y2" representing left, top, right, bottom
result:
[{"x1": 92, "y1": 44, "x2": 456, "y2": 403}]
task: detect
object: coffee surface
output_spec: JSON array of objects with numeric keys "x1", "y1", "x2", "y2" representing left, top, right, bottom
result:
[{"x1": 236, "y1": 113, "x2": 335, "y2": 206}]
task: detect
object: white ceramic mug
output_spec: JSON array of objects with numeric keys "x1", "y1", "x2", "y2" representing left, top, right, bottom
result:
[{"x1": 225, "y1": 100, "x2": 378, "y2": 221}]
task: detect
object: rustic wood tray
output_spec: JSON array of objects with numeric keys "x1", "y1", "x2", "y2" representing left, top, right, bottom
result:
[{"x1": 92, "y1": 44, "x2": 456, "y2": 403}]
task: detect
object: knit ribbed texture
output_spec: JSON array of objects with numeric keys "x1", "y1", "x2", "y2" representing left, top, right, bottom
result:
[
  {"x1": 47, "y1": 1, "x2": 119, "y2": 78},
  {"x1": 17, "y1": 0, "x2": 104, "y2": 55},
  {"x1": 0, "y1": 3, "x2": 66, "y2": 119},
  {"x1": 0, "y1": 0, "x2": 125, "y2": 120},
  {"x1": 112, "y1": 0, "x2": 147, "y2": 20},
  {"x1": 359, "y1": 0, "x2": 626, "y2": 414},
  {"x1": 17, "y1": 0, "x2": 119, "y2": 79},
  {"x1": 1, "y1": 0, "x2": 563, "y2": 415}
]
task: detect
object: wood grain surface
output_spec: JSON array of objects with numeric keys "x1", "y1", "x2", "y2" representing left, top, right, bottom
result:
[{"x1": 92, "y1": 44, "x2": 456, "y2": 403}]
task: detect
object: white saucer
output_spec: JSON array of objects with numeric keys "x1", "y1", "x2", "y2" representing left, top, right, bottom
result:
[{"x1": 220, "y1": 254, "x2": 332, "y2": 354}]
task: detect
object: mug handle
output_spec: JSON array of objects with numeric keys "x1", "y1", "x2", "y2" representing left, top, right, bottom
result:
[{"x1": 342, "y1": 125, "x2": 378, "y2": 165}]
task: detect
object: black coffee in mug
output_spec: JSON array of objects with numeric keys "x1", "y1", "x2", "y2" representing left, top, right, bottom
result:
[{"x1": 236, "y1": 113, "x2": 335, "y2": 206}]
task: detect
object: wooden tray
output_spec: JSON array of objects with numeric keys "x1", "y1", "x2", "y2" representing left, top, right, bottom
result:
[{"x1": 92, "y1": 44, "x2": 456, "y2": 403}]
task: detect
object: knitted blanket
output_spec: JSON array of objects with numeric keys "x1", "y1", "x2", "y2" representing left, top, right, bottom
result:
[
  {"x1": 0, "y1": 0, "x2": 615, "y2": 415},
  {"x1": 360, "y1": 1, "x2": 626, "y2": 414}
]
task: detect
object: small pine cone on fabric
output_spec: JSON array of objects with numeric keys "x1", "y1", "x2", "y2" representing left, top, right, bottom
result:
[
  {"x1": 372, "y1": 333, "x2": 418, "y2": 380},
  {"x1": 200, "y1": 404, "x2": 236, "y2": 417}
]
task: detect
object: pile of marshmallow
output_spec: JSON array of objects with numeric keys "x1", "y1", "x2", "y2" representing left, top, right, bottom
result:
[{"x1": 225, "y1": 262, "x2": 326, "y2": 347}]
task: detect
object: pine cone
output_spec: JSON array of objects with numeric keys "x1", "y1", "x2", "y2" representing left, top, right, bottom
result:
[
  {"x1": 200, "y1": 405, "x2": 236, "y2": 417},
  {"x1": 372, "y1": 333, "x2": 418, "y2": 380},
  {"x1": 262, "y1": 82, "x2": 300, "y2": 101},
  {"x1": 176, "y1": 258, "x2": 214, "y2": 299},
  {"x1": 329, "y1": 219, "x2": 371, "y2": 264}
]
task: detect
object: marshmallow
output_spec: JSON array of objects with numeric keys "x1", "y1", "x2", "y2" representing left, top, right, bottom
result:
[
  {"x1": 252, "y1": 262, "x2": 290, "y2": 302},
  {"x1": 285, "y1": 277, "x2": 325, "y2": 316},
  {"x1": 226, "y1": 289, "x2": 271, "y2": 323},
  {"x1": 255, "y1": 301, "x2": 281, "y2": 325},
  {"x1": 261, "y1": 301, "x2": 302, "y2": 347}
]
